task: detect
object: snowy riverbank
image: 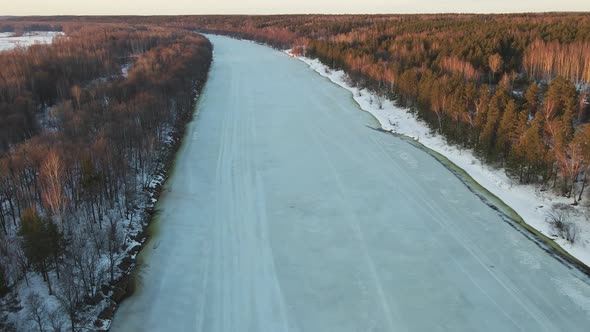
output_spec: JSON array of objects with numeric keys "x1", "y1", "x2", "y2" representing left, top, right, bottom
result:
[{"x1": 289, "y1": 52, "x2": 590, "y2": 269}]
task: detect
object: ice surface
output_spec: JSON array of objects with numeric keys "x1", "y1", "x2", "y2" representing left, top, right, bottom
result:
[{"x1": 110, "y1": 35, "x2": 590, "y2": 332}]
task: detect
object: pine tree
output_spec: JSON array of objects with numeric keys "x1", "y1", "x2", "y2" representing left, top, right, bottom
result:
[
  {"x1": 479, "y1": 100, "x2": 500, "y2": 157},
  {"x1": 574, "y1": 124, "x2": 590, "y2": 201},
  {"x1": 544, "y1": 77, "x2": 577, "y2": 122},
  {"x1": 495, "y1": 99, "x2": 519, "y2": 160},
  {"x1": 473, "y1": 86, "x2": 491, "y2": 145},
  {"x1": 507, "y1": 106, "x2": 531, "y2": 172},
  {"x1": 514, "y1": 113, "x2": 548, "y2": 183},
  {"x1": 478, "y1": 88, "x2": 508, "y2": 158},
  {"x1": 524, "y1": 83, "x2": 540, "y2": 116},
  {"x1": 19, "y1": 208, "x2": 62, "y2": 295}
]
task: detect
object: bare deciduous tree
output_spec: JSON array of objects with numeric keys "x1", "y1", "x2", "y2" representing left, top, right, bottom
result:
[
  {"x1": 105, "y1": 217, "x2": 124, "y2": 282},
  {"x1": 56, "y1": 266, "x2": 81, "y2": 332},
  {"x1": 25, "y1": 292, "x2": 47, "y2": 332},
  {"x1": 47, "y1": 307, "x2": 65, "y2": 332},
  {"x1": 546, "y1": 208, "x2": 578, "y2": 244},
  {"x1": 40, "y1": 149, "x2": 68, "y2": 230}
]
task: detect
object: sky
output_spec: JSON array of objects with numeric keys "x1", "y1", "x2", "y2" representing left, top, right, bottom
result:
[{"x1": 1, "y1": 0, "x2": 589, "y2": 16}]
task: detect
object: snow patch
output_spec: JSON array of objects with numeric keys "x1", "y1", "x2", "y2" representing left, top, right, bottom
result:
[
  {"x1": 0, "y1": 31, "x2": 64, "y2": 52},
  {"x1": 554, "y1": 276, "x2": 590, "y2": 317},
  {"x1": 120, "y1": 63, "x2": 131, "y2": 78}
]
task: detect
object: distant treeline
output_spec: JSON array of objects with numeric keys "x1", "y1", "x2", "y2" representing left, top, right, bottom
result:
[
  {"x1": 0, "y1": 23, "x2": 63, "y2": 34},
  {"x1": 0, "y1": 21, "x2": 211, "y2": 330}
]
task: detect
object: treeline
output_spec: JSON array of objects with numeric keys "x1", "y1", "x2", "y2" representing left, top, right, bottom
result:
[
  {"x1": 0, "y1": 23, "x2": 63, "y2": 34},
  {"x1": 0, "y1": 24, "x2": 212, "y2": 330}
]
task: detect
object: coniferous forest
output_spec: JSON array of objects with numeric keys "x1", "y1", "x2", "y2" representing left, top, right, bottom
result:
[{"x1": 1, "y1": 13, "x2": 590, "y2": 330}]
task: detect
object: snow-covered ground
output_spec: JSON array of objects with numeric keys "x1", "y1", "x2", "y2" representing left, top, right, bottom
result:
[
  {"x1": 111, "y1": 35, "x2": 590, "y2": 331},
  {"x1": 290, "y1": 53, "x2": 590, "y2": 269},
  {"x1": 0, "y1": 31, "x2": 63, "y2": 52}
]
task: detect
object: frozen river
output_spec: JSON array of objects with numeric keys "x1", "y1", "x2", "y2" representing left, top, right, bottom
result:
[
  {"x1": 0, "y1": 31, "x2": 62, "y2": 52},
  {"x1": 111, "y1": 35, "x2": 590, "y2": 331}
]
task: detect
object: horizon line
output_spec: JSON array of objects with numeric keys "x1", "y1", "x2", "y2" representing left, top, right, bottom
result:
[{"x1": 3, "y1": 11, "x2": 590, "y2": 18}]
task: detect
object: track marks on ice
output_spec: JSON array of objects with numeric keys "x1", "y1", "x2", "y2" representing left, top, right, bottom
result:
[{"x1": 207, "y1": 70, "x2": 290, "y2": 331}]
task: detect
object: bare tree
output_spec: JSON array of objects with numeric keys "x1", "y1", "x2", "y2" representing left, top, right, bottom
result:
[
  {"x1": 25, "y1": 292, "x2": 47, "y2": 332},
  {"x1": 375, "y1": 88, "x2": 385, "y2": 110},
  {"x1": 105, "y1": 217, "x2": 124, "y2": 282},
  {"x1": 56, "y1": 266, "x2": 81, "y2": 332},
  {"x1": 546, "y1": 208, "x2": 578, "y2": 244},
  {"x1": 69, "y1": 229, "x2": 106, "y2": 299},
  {"x1": 40, "y1": 149, "x2": 68, "y2": 231},
  {"x1": 47, "y1": 307, "x2": 65, "y2": 332}
]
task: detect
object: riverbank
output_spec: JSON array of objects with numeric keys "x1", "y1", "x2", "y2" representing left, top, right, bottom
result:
[
  {"x1": 94, "y1": 112, "x2": 186, "y2": 329},
  {"x1": 0, "y1": 90, "x2": 208, "y2": 332},
  {"x1": 95, "y1": 85, "x2": 211, "y2": 330},
  {"x1": 290, "y1": 52, "x2": 590, "y2": 271}
]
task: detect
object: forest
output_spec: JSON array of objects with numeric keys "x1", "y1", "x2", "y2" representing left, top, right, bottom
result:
[{"x1": 0, "y1": 21, "x2": 212, "y2": 330}]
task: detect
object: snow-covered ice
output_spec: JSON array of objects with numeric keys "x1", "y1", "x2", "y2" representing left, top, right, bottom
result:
[
  {"x1": 0, "y1": 31, "x2": 63, "y2": 52},
  {"x1": 111, "y1": 35, "x2": 590, "y2": 331}
]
